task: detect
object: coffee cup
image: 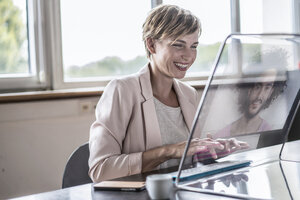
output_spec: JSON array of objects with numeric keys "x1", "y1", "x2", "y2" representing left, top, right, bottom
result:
[{"x1": 146, "y1": 174, "x2": 173, "y2": 199}]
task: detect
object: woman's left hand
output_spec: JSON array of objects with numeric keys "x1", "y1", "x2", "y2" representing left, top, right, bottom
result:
[
  {"x1": 213, "y1": 137, "x2": 249, "y2": 158},
  {"x1": 194, "y1": 134, "x2": 249, "y2": 161}
]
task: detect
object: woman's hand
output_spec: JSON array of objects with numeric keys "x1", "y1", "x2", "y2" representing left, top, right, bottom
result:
[
  {"x1": 214, "y1": 137, "x2": 249, "y2": 157},
  {"x1": 142, "y1": 138, "x2": 224, "y2": 172},
  {"x1": 167, "y1": 138, "x2": 225, "y2": 159},
  {"x1": 194, "y1": 134, "x2": 250, "y2": 161}
]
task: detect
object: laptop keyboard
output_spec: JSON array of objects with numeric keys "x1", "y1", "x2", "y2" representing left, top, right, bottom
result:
[{"x1": 169, "y1": 160, "x2": 251, "y2": 181}]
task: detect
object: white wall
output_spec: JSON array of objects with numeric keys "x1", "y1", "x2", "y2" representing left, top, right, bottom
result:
[
  {"x1": 0, "y1": 97, "x2": 99, "y2": 199},
  {"x1": 0, "y1": 89, "x2": 202, "y2": 199}
]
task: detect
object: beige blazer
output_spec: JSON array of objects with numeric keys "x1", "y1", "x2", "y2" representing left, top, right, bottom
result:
[{"x1": 88, "y1": 64, "x2": 200, "y2": 182}]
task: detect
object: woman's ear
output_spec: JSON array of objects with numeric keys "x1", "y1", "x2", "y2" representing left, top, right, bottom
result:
[{"x1": 146, "y1": 37, "x2": 156, "y2": 55}]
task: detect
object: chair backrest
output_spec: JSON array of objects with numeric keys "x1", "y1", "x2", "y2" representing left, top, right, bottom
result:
[
  {"x1": 62, "y1": 143, "x2": 92, "y2": 188},
  {"x1": 288, "y1": 99, "x2": 300, "y2": 142}
]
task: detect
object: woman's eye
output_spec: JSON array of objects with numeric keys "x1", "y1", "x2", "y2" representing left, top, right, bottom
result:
[
  {"x1": 191, "y1": 45, "x2": 198, "y2": 49},
  {"x1": 172, "y1": 44, "x2": 183, "y2": 48}
]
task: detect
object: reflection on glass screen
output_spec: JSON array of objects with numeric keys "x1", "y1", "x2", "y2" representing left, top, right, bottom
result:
[{"x1": 187, "y1": 34, "x2": 300, "y2": 164}]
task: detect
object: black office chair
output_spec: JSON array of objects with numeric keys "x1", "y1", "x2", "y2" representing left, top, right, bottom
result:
[
  {"x1": 288, "y1": 101, "x2": 300, "y2": 142},
  {"x1": 62, "y1": 143, "x2": 92, "y2": 188}
]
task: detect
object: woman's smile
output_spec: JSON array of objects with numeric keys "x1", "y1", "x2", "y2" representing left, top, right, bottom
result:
[{"x1": 174, "y1": 62, "x2": 189, "y2": 71}]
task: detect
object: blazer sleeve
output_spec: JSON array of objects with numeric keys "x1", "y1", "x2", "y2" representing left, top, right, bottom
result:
[{"x1": 88, "y1": 79, "x2": 143, "y2": 182}]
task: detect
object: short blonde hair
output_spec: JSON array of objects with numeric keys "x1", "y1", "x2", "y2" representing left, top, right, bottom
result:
[{"x1": 142, "y1": 4, "x2": 201, "y2": 58}]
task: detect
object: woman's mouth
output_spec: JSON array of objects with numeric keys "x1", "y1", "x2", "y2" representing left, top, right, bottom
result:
[{"x1": 174, "y1": 62, "x2": 188, "y2": 71}]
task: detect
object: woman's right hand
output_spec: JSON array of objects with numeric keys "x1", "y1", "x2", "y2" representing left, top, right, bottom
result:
[
  {"x1": 142, "y1": 138, "x2": 224, "y2": 172},
  {"x1": 166, "y1": 138, "x2": 225, "y2": 159}
]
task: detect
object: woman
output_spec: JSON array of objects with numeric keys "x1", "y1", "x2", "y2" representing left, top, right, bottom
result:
[{"x1": 89, "y1": 4, "x2": 246, "y2": 182}]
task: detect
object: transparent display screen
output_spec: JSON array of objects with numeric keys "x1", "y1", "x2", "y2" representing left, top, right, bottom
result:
[
  {"x1": 179, "y1": 34, "x2": 300, "y2": 198},
  {"x1": 190, "y1": 34, "x2": 300, "y2": 159}
]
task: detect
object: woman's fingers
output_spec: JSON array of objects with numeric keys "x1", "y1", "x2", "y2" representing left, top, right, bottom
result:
[
  {"x1": 216, "y1": 138, "x2": 250, "y2": 153},
  {"x1": 188, "y1": 137, "x2": 250, "y2": 160},
  {"x1": 187, "y1": 139, "x2": 208, "y2": 156},
  {"x1": 208, "y1": 146, "x2": 218, "y2": 159},
  {"x1": 218, "y1": 139, "x2": 231, "y2": 152},
  {"x1": 169, "y1": 137, "x2": 249, "y2": 159},
  {"x1": 191, "y1": 139, "x2": 225, "y2": 159},
  {"x1": 239, "y1": 141, "x2": 250, "y2": 149},
  {"x1": 196, "y1": 145, "x2": 208, "y2": 153},
  {"x1": 230, "y1": 138, "x2": 241, "y2": 149},
  {"x1": 206, "y1": 133, "x2": 213, "y2": 139}
]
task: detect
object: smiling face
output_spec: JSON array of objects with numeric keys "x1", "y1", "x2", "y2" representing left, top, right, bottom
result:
[{"x1": 150, "y1": 31, "x2": 199, "y2": 79}]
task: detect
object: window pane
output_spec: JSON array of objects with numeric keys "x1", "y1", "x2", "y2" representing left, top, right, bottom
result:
[
  {"x1": 163, "y1": 0, "x2": 231, "y2": 76},
  {"x1": 0, "y1": 0, "x2": 29, "y2": 76},
  {"x1": 240, "y1": 0, "x2": 293, "y2": 33},
  {"x1": 60, "y1": 0, "x2": 151, "y2": 81}
]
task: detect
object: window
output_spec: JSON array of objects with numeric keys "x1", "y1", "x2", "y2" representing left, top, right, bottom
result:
[
  {"x1": 0, "y1": 0, "x2": 28, "y2": 75},
  {"x1": 0, "y1": 0, "x2": 299, "y2": 92},
  {"x1": 239, "y1": 0, "x2": 299, "y2": 71},
  {"x1": 240, "y1": 0, "x2": 293, "y2": 33},
  {"x1": 163, "y1": 0, "x2": 231, "y2": 79},
  {"x1": 56, "y1": 0, "x2": 151, "y2": 88},
  {"x1": 0, "y1": 0, "x2": 47, "y2": 92}
]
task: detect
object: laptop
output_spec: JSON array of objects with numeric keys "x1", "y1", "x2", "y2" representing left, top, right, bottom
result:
[{"x1": 172, "y1": 33, "x2": 300, "y2": 199}]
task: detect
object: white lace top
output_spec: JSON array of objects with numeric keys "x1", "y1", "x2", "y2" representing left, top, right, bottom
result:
[{"x1": 153, "y1": 97, "x2": 190, "y2": 169}]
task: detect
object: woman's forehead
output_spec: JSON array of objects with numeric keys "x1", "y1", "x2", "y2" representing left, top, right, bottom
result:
[{"x1": 169, "y1": 31, "x2": 199, "y2": 43}]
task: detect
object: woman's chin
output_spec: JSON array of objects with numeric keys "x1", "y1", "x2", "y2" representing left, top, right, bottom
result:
[{"x1": 175, "y1": 72, "x2": 187, "y2": 79}]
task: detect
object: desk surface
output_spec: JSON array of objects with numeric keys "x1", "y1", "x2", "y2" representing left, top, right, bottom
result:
[{"x1": 13, "y1": 140, "x2": 300, "y2": 200}]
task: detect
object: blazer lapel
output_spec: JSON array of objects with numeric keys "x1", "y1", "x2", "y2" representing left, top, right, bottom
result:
[
  {"x1": 139, "y1": 64, "x2": 162, "y2": 150},
  {"x1": 138, "y1": 64, "x2": 198, "y2": 149}
]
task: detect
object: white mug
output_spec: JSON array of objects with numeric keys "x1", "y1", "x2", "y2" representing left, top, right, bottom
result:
[{"x1": 146, "y1": 174, "x2": 173, "y2": 199}]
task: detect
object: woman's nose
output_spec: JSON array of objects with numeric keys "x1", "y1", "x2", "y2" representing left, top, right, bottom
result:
[{"x1": 181, "y1": 48, "x2": 194, "y2": 61}]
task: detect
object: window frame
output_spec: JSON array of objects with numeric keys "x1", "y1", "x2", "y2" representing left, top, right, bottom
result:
[
  {"x1": 1, "y1": 0, "x2": 299, "y2": 92},
  {"x1": 0, "y1": 0, "x2": 50, "y2": 92},
  {"x1": 49, "y1": 0, "x2": 153, "y2": 89},
  {"x1": 50, "y1": 0, "x2": 237, "y2": 90}
]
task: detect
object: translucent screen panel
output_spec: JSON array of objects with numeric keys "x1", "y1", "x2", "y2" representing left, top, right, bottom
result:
[
  {"x1": 183, "y1": 161, "x2": 297, "y2": 199},
  {"x1": 281, "y1": 133, "x2": 300, "y2": 162},
  {"x1": 180, "y1": 34, "x2": 300, "y2": 170}
]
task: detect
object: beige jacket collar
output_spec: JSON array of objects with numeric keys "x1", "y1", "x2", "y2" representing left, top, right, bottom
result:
[{"x1": 138, "y1": 64, "x2": 195, "y2": 149}]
